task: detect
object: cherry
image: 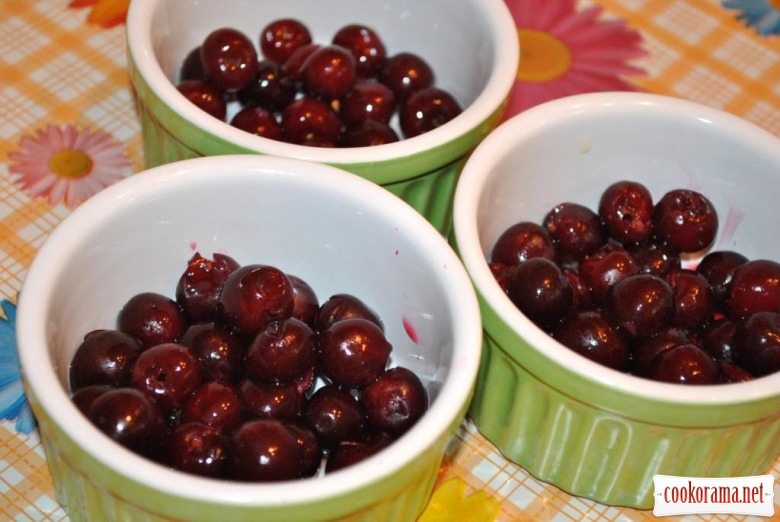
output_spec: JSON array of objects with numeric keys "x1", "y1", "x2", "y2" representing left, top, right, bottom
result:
[
  {"x1": 179, "y1": 322, "x2": 246, "y2": 384},
  {"x1": 725, "y1": 259, "x2": 780, "y2": 318},
  {"x1": 281, "y1": 43, "x2": 321, "y2": 84},
  {"x1": 362, "y1": 367, "x2": 428, "y2": 437},
  {"x1": 239, "y1": 378, "x2": 305, "y2": 423},
  {"x1": 696, "y1": 250, "x2": 748, "y2": 305},
  {"x1": 605, "y1": 274, "x2": 674, "y2": 339},
  {"x1": 341, "y1": 80, "x2": 396, "y2": 127},
  {"x1": 168, "y1": 422, "x2": 228, "y2": 478},
  {"x1": 508, "y1": 258, "x2": 572, "y2": 330},
  {"x1": 579, "y1": 244, "x2": 640, "y2": 305},
  {"x1": 181, "y1": 381, "x2": 244, "y2": 432},
  {"x1": 652, "y1": 189, "x2": 718, "y2": 253},
  {"x1": 236, "y1": 60, "x2": 297, "y2": 112},
  {"x1": 217, "y1": 264, "x2": 295, "y2": 337},
  {"x1": 701, "y1": 318, "x2": 738, "y2": 362},
  {"x1": 88, "y1": 387, "x2": 168, "y2": 460},
  {"x1": 301, "y1": 44, "x2": 357, "y2": 101},
  {"x1": 543, "y1": 202, "x2": 606, "y2": 264},
  {"x1": 303, "y1": 385, "x2": 366, "y2": 449},
  {"x1": 340, "y1": 120, "x2": 400, "y2": 147},
  {"x1": 399, "y1": 87, "x2": 462, "y2": 138},
  {"x1": 315, "y1": 293, "x2": 383, "y2": 333},
  {"x1": 229, "y1": 419, "x2": 303, "y2": 481},
  {"x1": 326, "y1": 433, "x2": 393, "y2": 474},
  {"x1": 632, "y1": 327, "x2": 693, "y2": 376},
  {"x1": 180, "y1": 46, "x2": 205, "y2": 82},
  {"x1": 718, "y1": 361, "x2": 755, "y2": 383},
  {"x1": 666, "y1": 269, "x2": 715, "y2": 330},
  {"x1": 491, "y1": 221, "x2": 556, "y2": 266},
  {"x1": 598, "y1": 180, "x2": 654, "y2": 244},
  {"x1": 175, "y1": 252, "x2": 240, "y2": 323},
  {"x1": 131, "y1": 342, "x2": 204, "y2": 414},
  {"x1": 288, "y1": 274, "x2": 320, "y2": 328},
  {"x1": 281, "y1": 97, "x2": 341, "y2": 145},
  {"x1": 245, "y1": 317, "x2": 317, "y2": 384},
  {"x1": 117, "y1": 292, "x2": 188, "y2": 350},
  {"x1": 646, "y1": 343, "x2": 719, "y2": 384},
  {"x1": 378, "y1": 52, "x2": 434, "y2": 100},
  {"x1": 69, "y1": 329, "x2": 142, "y2": 391},
  {"x1": 563, "y1": 267, "x2": 592, "y2": 311},
  {"x1": 319, "y1": 318, "x2": 392, "y2": 388},
  {"x1": 176, "y1": 80, "x2": 227, "y2": 121},
  {"x1": 260, "y1": 18, "x2": 312, "y2": 65},
  {"x1": 287, "y1": 422, "x2": 322, "y2": 477},
  {"x1": 488, "y1": 262, "x2": 514, "y2": 296},
  {"x1": 71, "y1": 384, "x2": 112, "y2": 417},
  {"x1": 230, "y1": 105, "x2": 284, "y2": 140},
  {"x1": 332, "y1": 24, "x2": 387, "y2": 78},
  {"x1": 200, "y1": 27, "x2": 258, "y2": 92},
  {"x1": 627, "y1": 241, "x2": 681, "y2": 278},
  {"x1": 552, "y1": 310, "x2": 630, "y2": 371},
  {"x1": 733, "y1": 311, "x2": 780, "y2": 376}
]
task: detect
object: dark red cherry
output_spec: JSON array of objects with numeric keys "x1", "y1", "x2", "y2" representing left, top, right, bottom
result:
[
  {"x1": 175, "y1": 252, "x2": 240, "y2": 323},
  {"x1": 579, "y1": 244, "x2": 640, "y2": 305},
  {"x1": 632, "y1": 327, "x2": 693, "y2": 376},
  {"x1": 326, "y1": 433, "x2": 393, "y2": 474},
  {"x1": 180, "y1": 322, "x2": 246, "y2": 384},
  {"x1": 399, "y1": 87, "x2": 462, "y2": 138},
  {"x1": 131, "y1": 342, "x2": 204, "y2": 414},
  {"x1": 605, "y1": 274, "x2": 674, "y2": 339},
  {"x1": 508, "y1": 257, "x2": 572, "y2": 330},
  {"x1": 733, "y1": 311, "x2": 780, "y2": 376},
  {"x1": 646, "y1": 343, "x2": 719, "y2": 384},
  {"x1": 598, "y1": 180, "x2": 654, "y2": 244},
  {"x1": 229, "y1": 419, "x2": 303, "y2": 481},
  {"x1": 543, "y1": 202, "x2": 607, "y2": 264},
  {"x1": 378, "y1": 52, "x2": 434, "y2": 100},
  {"x1": 563, "y1": 267, "x2": 592, "y2": 311},
  {"x1": 117, "y1": 292, "x2": 188, "y2": 350},
  {"x1": 288, "y1": 274, "x2": 320, "y2": 328},
  {"x1": 552, "y1": 310, "x2": 630, "y2": 371},
  {"x1": 301, "y1": 44, "x2": 357, "y2": 101},
  {"x1": 281, "y1": 97, "x2": 341, "y2": 145},
  {"x1": 245, "y1": 317, "x2": 317, "y2": 384},
  {"x1": 319, "y1": 318, "x2": 392, "y2": 388},
  {"x1": 315, "y1": 293, "x2": 383, "y2": 333},
  {"x1": 287, "y1": 423, "x2": 322, "y2": 477},
  {"x1": 88, "y1": 387, "x2": 168, "y2": 460},
  {"x1": 71, "y1": 384, "x2": 112, "y2": 416},
  {"x1": 701, "y1": 318, "x2": 738, "y2": 362},
  {"x1": 718, "y1": 361, "x2": 755, "y2": 383},
  {"x1": 339, "y1": 120, "x2": 400, "y2": 147},
  {"x1": 666, "y1": 268, "x2": 715, "y2": 330},
  {"x1": 239, "y1": 378, "x2": 305, "y2": 423},
  {"x1": 696, "y1": 250, "x2": 748, "y2": 305},
  {"x1": 236, "y1": 60, "x2": 297, "y2": 112},
  {"x1": 217, "y1": 264, "x2": 295, "y2": 337},
  {"x1": 200, "y1": 27, "x2": 258, "y2": 92},
  {"x1": 726, "y1": 259, "x2": 780, "y2": 318},
  {"x1": 362, "y1": 367, "x2": 428, "y2": 437},
  {"x1": 626, "y1": 241, "x2": 681, "y2": 278},
  {"x1": 332, "y1": 24, "x2": 387, "y2": 78},
  {"x1": 341, "y1": 80, "x2": 396, "y2": 127},
  {"x1": 260, "y1": 18, "x2": 312, "y2": 65},
  {"x1": 180, "y1": 46, "x2": 205, "y2": 82},
  {"x1": 491, "y1": 221, "x2": 556, "y2": 266},
  {"x1": 181, "y1": 381, "x2": 244, "y2": 432},
  {"x1": 230, "y1": 105, "x2": 283, "y2": 140},
  {"x1": 652, "y1": 189, "x2": 718, "y2": 253},
  {"x1": 176, "y1": 80, "x2": 227, "y2": 121},
  {"x1": 303, "y1": 385, "x2": 366, "y2": 449},
  {"x1": 69, "y1": 329, "x2": 142, "y2": 391},
  {"x1": 489, "y1": 262, "x2": 514, "y2": 296},
  {"x1": 281, "y1": 43, "x2": 321, "y2": 84},
  {"x1": 168, "y1": 422, "x2": 228, "y2": 478}
]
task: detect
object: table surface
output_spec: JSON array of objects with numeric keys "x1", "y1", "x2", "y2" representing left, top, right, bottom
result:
[{"x1": 2, "y1": 0, "x2": 780, "y2": 520}]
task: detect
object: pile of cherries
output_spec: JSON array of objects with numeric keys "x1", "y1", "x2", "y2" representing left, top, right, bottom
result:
[
  {"x1": 68, "y1": 253, "x2": 428, "y2": 482},
  {"x1": 489, "y1": 180, "x2": 780, "y2": 384},
  {"x1": 176, "y1": 18, "x2": 462, "y2": 147}
]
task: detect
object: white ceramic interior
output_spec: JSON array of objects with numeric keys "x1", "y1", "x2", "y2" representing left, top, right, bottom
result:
[
  {"x1": 126, "y1": 0, "x2": 519, "y2": 165},
  {"x1": 454, "y1": 91, "x2": 780, "y2": 410},
  {"x1": 16, "y1": 155, "x2": 482, "y2": 512}
]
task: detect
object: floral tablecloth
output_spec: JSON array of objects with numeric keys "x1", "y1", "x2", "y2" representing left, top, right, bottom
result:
[{"x1": 1, "y1": 0, "x2": 779, "y2": 520}]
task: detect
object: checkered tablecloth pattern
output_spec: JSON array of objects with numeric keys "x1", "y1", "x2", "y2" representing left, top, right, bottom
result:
[{"x1": 2, "y1": 0, "x2": 780, "y2": 520}]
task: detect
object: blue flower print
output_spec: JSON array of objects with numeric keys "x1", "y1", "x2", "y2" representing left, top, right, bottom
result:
[
  {"x1": 723, "y1": 0, "x2": 780, "y2": 36},
  {"x1": 0, "y1": 298, "x2": 36, "y2": 434}
]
